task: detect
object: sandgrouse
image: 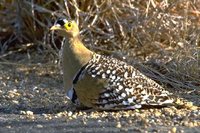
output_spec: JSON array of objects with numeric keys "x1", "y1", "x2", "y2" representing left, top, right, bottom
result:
[{"x1": 50, "y1": 18, "x2": 189, "y2": 110}]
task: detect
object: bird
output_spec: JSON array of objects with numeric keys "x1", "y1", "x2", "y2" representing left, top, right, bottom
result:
[{"x1": 50, "y1": 18, "x2": 192, "y2": 110}]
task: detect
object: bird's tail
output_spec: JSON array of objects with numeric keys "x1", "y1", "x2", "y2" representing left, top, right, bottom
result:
[{"x1": 174, "y1": 97, "x2": 198, "y2": 110}]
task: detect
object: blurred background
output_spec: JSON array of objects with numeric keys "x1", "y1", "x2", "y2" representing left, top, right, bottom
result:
[{"x1": 0, "y1": 0, "x2": 199, "y2": 112}]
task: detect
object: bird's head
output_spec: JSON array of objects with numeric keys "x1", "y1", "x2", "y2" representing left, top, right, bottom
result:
[{"x1": 50, "y1": 18, "x2": 80, "y2": 38}]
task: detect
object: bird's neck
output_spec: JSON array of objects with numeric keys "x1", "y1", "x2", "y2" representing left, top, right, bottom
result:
[
  {"x1": 67, "y1": 36, "x2": 93, "y2": 65},
  {"x1": 62, "y1": 35, "x2": 93, "y2": 91}
]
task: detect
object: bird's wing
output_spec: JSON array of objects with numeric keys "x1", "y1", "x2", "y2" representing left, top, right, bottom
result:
[{"x1": 73, "y1": 54, "x2": 176, "y2": 110}]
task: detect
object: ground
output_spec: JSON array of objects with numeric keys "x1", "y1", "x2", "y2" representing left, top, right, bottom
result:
[{"x1": 0, "y1": 52, "x2": 199, "y2": 133}]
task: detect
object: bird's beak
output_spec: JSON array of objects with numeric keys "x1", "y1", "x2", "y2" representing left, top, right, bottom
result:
[{"x1": 50, "y1": 25, "x2": 61, "y2": 31}]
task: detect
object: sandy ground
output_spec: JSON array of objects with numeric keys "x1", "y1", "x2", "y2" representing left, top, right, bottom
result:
[{"x1": 0, "y1": 53, "x2": 199, "y2": 133}]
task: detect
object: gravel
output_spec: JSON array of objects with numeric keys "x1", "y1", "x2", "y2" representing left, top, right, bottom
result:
[{"x1": 0, "y1": 53, "x2": 199, "y2": 133}]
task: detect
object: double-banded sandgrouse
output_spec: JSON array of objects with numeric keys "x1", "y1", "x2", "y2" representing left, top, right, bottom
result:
[{"x1": 50, "y1": 18, "x2": 190, "y2": 110}]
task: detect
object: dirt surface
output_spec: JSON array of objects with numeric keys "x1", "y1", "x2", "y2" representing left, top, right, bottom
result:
[{"x1": 0, "y1": 53, "x2": 200, "y2": 133}]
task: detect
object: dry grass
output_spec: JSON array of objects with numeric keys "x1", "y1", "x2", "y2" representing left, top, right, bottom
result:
[{"x1": 0, "y1": 0, "x2": 199, "y2": 91}]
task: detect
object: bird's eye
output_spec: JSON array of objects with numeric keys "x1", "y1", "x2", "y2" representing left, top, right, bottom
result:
[
  {"x1": 64, "y1": 22, "x2": 73, "y2": 30},
  {"x1": 68, "y1": 23, "x2": 71, "y2": 27}
]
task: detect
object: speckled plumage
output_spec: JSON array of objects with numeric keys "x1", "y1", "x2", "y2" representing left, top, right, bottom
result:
[{"x1": 69, "y1": 54, "x2": 176, "y2": 110}]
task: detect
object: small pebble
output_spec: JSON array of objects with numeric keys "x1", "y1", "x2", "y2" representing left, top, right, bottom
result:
[
  {"x1": 171, "y1": 127, "x2": 177, "y2": 133},
  {"x1": 26, "y1": 111, "x2": 34, "y2": 116},
  {"x1": 116, "y1": 122, "x2": 121, "y2": 128},
  {"x1": 68, "y1": 111, "x2": 73, "y2": 117},
  {"x1": 36, "y1": 124, "x2": 43, "y2": 128}
]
